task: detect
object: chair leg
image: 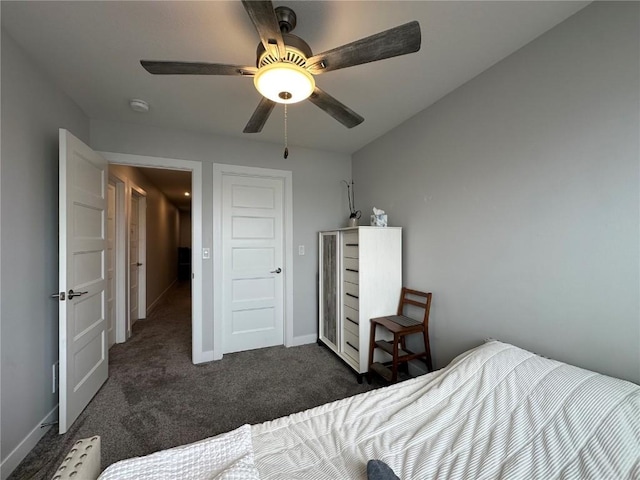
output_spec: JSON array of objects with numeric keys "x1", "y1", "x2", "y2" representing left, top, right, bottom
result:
[
  {"x1": 391, "y1": 333, "x2": 400, "y2": 382},
  {"x1": 423, "y1": 329, "x2": 433, "y2": 372},
  {"x1": 368, "y1": 322, "x2": 377, "y2": 373}
]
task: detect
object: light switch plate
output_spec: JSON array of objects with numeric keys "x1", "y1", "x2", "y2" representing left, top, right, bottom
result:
[
  {"x1": 298, "y1": 245, "x2": 305, "y2": 255},
  {"x1": 202, "y1": 248, "x2": 210, "y2": 259}
]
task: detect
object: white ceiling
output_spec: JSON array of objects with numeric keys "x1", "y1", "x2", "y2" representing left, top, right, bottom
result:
[{"x1": 2, "y1": 1, "x2": 589, "y2": 154}]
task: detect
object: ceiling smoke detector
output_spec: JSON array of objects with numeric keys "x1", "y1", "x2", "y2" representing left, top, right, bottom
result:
[{"x1": 129, "y1": 99, "x2": 149, "y2": 112}]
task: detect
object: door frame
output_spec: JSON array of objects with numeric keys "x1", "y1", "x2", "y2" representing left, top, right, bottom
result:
[
  {"x1": 108, "y1": 172, "x2": 128, "y2": 343},
  {"x1": 212, "y1": 163, "x2": 294, "y2": 360},
  {"x1": 100, "y1": 152, "x2": 207, "y2": 364},
  {"x1": 107, "y1": 177, "x2": 123, "y2": 346},
  {"x1": 129, "y1": 184, "x2": 147, "y2": 325}
]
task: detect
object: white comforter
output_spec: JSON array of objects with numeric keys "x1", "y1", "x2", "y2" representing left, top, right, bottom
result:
[
  {"x1": 99, "y1": 424, "x2": 259, "y2": 480},
  {"x1": 252, "y1": 341, "x2": 640, "y2": 479},
  {"x1": 99, "y1": 341, "x2": 640, "y2": 479}
]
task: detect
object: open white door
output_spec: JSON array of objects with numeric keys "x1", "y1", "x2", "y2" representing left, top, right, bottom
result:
[{"x1": 58, "y1": 129, "x2": 108, "y2": 434}]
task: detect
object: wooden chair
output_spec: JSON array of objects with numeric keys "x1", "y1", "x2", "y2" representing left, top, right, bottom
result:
[{"x1": 368, "y1": 288, "x2": 433, "y2": 383}]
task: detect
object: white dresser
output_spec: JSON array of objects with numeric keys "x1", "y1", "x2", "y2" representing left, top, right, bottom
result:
[{"x1": 318, "y1": 227, "x2": 402, "y2": 381}]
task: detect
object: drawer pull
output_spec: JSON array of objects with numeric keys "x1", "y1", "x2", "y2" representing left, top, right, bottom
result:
[
  {"x1": 346, "y1": 317, "x2": 358, "y2": 325},
  {"x1": 345, "y1": 243, "x2": 359, "y2": 247},
  {"x1": 346, "y1": 341, "x2": 359, "y2": 352},
  {"x1": 345, "y1": 268, "x2": 359, "y2": 273},
  {"x1": 346, "y1": 293, "x2": 359, "y2": 299}
]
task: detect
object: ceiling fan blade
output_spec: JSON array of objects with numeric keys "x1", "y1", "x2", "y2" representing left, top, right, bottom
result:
[
  {"x1": 141, "y1": 60, "x2": 257, "y2": 76},
  {"x1": 241, "y1": 0, "x2": 286, "y2": 60},
  {"x1": 307, "y1": 21, "x2": 421, "y2": 74},
  {"x1": 243, "y1": 97, "x2": 276, "y2": 133},
  {"x1": 308, "y1": 87, "x2": 364, "y2": 129}
]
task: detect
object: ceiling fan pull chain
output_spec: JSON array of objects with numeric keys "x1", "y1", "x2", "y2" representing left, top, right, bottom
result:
[{"x1": 283, "y1": 104, "x2": 289, "y2": 159}]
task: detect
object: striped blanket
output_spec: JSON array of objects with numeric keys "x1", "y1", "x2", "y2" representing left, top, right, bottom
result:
[{"x1": 252, "y1": 341, "x2": 640, "y2": 479}]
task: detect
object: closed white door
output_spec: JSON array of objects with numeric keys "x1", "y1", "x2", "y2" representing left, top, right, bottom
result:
[
  {"x1": 222, "y1": 175, "x2": 284, "y2": 353},
  {"x1": 58, "y1": 129, "x2": 108, "y2": 434},
  {"x1": 129, "y1": 192, "x2": 140, "y2": 326},
  {"x1": 107, "y1": 182, "x2": 116, "y2": 348}
]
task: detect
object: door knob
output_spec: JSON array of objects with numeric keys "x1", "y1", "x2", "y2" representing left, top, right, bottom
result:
[
  {"x1": 68, "y1": 289, "x2": 88, "y2": 299},
  {"x1": 136, "y1": 262, "x2": 143, "y2": 266},
  {"x1": 270, "y1": 267, "x2": 282, "y2": 274}
]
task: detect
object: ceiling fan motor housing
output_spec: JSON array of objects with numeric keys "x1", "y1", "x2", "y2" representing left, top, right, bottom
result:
[
  {"x1": 255, "y1": 33, "x2": 313, "y2": 68},
  {"x1": 274, "y1": 6, "x2": 297, "y2": 34},
  {"x1": 254, "y1": 32, "x2": 315, "y2": 103}
]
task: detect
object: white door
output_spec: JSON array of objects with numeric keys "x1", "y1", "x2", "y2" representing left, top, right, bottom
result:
[
  {"x1": 129, "y1": 192, "x2": 140, "y2": 326},
  {"x1": 58, "y1": 129, "x2": 108, "y2": 434},
  {"x1": 107, "y1": 182, "x2": 116, "y2": 348},
  {"x1": 222, "y1": 174, "x2": 284, "y2": 353}
]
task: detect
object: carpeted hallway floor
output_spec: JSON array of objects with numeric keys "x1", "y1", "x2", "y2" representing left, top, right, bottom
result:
[{"x1": 10, "y1": 282, "x2": 382, "y2": 479}]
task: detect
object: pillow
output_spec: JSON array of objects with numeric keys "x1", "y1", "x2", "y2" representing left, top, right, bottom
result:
[{"x1": 367, "y1": 459, "x2": 400, "y2": 480}]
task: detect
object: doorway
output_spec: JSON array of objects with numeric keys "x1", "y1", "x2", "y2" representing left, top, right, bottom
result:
[
  {"x1": 101, "y1": 152, "x2": 206, "y2": 364},
  {"x1": 128, "y1": 188, "x2": 146, "y2": 326},
  {"x1": 107, "y1": 172, "x2": 148, "y2": 343}
]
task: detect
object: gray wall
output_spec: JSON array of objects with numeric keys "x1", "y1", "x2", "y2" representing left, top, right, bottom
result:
[
  {"x1": 179, "y1": 211, "x2": 192, "y2": 248},
  {"x1": 108, "y1": 165, "x2": 180, "y2": 312},
  {"x1": 1, "y1": 30, "x2": 90, "y2": 468},
  {"x1": 90, "y1": 120, "x2": 352, "y2": 345},
  {"x1": 353, "y1": 2, "x2": 640, "y2": 383}
]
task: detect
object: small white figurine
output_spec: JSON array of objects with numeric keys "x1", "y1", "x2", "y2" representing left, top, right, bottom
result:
[{"x1": 370, "y1": 207, "x2": 388, "y2": 227}]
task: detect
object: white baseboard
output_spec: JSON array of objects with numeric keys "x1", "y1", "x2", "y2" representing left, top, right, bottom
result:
[
  {"x1": 146, "y1": 279, "x2": 177, "y2": 316},
  {"x1": 193, "y1": 349, "x2": 215, "y2": 364},
  {"x1": 1, "y1": 404, "x2": 58, "y2": 480},
  {"x1": 289, "y1": 334, "x2": 318, "y2": 347}
]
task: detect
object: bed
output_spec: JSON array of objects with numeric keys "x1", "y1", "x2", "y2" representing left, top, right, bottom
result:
[{"x1": 59, "y1": 340, "x2": 640, "y2": 479}]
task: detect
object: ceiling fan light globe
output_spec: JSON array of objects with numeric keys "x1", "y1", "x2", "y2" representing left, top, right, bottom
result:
[{"x1": 254, "y1": 62, "x2": 315, "y2": 104}]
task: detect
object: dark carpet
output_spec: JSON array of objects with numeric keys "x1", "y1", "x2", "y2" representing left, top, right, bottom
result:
[{"x1": 10, "y1": 282, "x2": 381, "y2": 479}]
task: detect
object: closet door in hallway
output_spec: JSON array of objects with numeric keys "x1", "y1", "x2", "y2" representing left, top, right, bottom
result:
[
  {"x1": 129, "y1": 192, "x2": 140, "y2": 324},
  {"x1": 128, "y1": 188, "x2": 146, "y2": 326}
]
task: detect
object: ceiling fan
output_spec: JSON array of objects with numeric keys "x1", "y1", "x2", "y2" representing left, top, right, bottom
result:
[{"x1": 141, "y1": 1, "x2": 421, "y2": 134}]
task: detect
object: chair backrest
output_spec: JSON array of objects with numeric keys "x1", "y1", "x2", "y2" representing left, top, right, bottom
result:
[{"x1": 397, "y1": 287, "x2": 432, "y2": 325}]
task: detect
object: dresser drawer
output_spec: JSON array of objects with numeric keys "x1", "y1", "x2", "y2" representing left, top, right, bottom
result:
[
  {"x1": 343, "y1": 258, "x2": 359, "y2": 286},
  {"x1": 343, "y1": 245, "x2": 359, "y2": 259},
  {"x1": 343, "y1": 307, "x2": 359, "y2": 335},
  {"x1": 343, "y1": 282, "x2": 359, "y2": 310},
  {"x1": 343, "y1": 231, "x2": 358, "y2": 245},
  {"x1": 342, "y1": 232, "x2": 359, "y2": 259},
  {"x1": 344, "y1": 280, "x2": 359, "y2": 297},
  {"x1": 343, "y1": 268, "x2": 359, "y2": 285},
  {"x1": 343, "y1": 257, "x2": 359, "y2": 273},
  {"x1": 344, "y1": 293, "x2": 359, "y2": 310},
  {"x1": 343, "y1": 329, "x2": 360, "y2": 363}
]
